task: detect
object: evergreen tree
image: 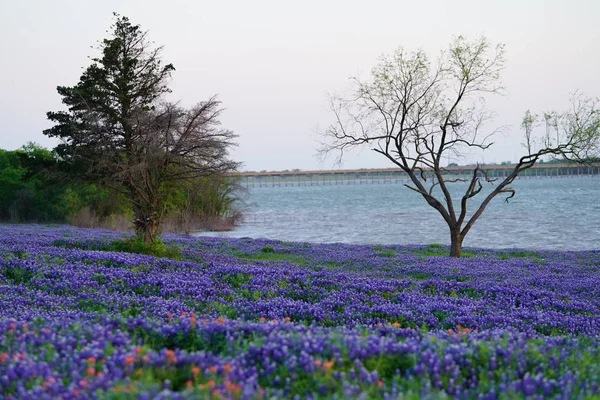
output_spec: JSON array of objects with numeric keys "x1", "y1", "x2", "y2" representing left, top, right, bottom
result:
[{"x1": 44, "y1": 14, "x2": 239, "y2": 243}]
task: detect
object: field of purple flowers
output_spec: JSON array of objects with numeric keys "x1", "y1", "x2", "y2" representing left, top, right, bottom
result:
[{"x1": 0, "y1": 225, "x2": 599, "y2": 399}]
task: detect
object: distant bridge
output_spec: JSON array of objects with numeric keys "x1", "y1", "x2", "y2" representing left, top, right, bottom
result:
[{"x1": 233, "y1": 163, "x2": 600, "y2": 188}]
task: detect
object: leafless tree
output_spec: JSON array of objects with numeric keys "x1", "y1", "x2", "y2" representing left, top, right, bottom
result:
[
  {"x1": 102, "y1": 99, "x2": 240, "y2": 243},
  {"x1": 319, "y1": 36, "x2": 600, "y2": 257}
]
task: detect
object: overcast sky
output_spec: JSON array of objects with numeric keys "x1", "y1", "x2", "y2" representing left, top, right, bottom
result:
[{"x1": 1, "y1": 0, "x2": 599, "y2": 171}]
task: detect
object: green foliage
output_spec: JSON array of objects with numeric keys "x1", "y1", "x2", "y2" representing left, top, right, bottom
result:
[
  {"x1": 104, "y1": 237, "x2": 182, "y2": 260},
  {"x1": 166, "y1": 176, "x2": 241, "y2": 223},
  {"x1": 414, "y1": 244, "x2": 478, "y2": 258},
  {"x1": 76, "y1": 299, "x2": 109, "y2": 314},
  {"x1": 54, "y1": 236, "x2": 182, "y2": 261},
  {"x1": 0, "y1": 144, "x2": 132, "y2": 224},
  {"x1": 1, "y1": 266, "x2": 35, "y2": 285},
  {"x1": 132, "y1": 324, "x2": 230, "y2": 354},
  {"x1": 237, "y1": 248, "x2": 309, "y2": 264},
  {"x1": 406, "y1": 272, "x2": 432, "y2": 280},
  {"x1": 375, "y1": 250, "x2": 396, "y2": 257},
  {"x1": 212, "y1": 272, "x2": 252, "y2": 289},
  {"x1": 0, "y1": 145, "x2": 64, "y2": 222},
  {"x1": 364, "y1": 352, "x2": 417, "y2": 379}
]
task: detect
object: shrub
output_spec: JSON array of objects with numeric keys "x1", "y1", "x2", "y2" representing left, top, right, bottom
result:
[{"x1": 106, "y1": 237, "x2": 182, "y2": 260}]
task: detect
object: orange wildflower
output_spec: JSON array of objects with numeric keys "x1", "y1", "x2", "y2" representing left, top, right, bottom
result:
[
  {"x1": 135, "y1": 347, "x2": 143, "y2": 355},
  {"x1": 207, "y1": 380, "x2": 216, "y2": 388},
  {"x1": 170, "y1": 356, "x2": 178, "y2": 364},
  {"x1": 377, "y1": 380, "x2": 383, "y2": 387},
  {"x1": 212, "y1": 389, "x2": 224, "y2": 399},
  {"x1": 97, "y1": 371, "x2": 104, "y2": 377},
  {"x1": 87, "y1": 357, "x2": 96, "y2": 364},
  {"x1": 80, "y1": 379, "x2": 88, "y2": 389},
  {"x1": 185, "y1": 380, "x2": 193, "y2": 388},
  {"x1": 392, "y1": 322, "x2": 401, "y2": 328},
  {"x1": 259, "y1": 317, "x2": 266, "y2": 323},
  {"x1": 190, "y1": 313, "x2": 197, "y2": 326},
  {"x1": 314, "y1": 359, "x2": 322, "y2": 367},
  {"x1": 165, "y1": 349, "x2": 175, "y2": 359},
  {"x1": 142, "y1": 355, "x2": 150, "y2": 362},
  {"x1": 217, "y1": 317, "x2": 225, "y2": 324},
  {"x1": 225, "y1": 380, "x2": 242, "y2": 393},
  {"x1": 181, "y1": 311, "x2": 187, "y2": 317},
  {"x1": 224, "y1": 364, "x2": 232, "y2": 373},
  {"x1": 324, "y1": 361, "x2": 334, "y2": 370},
  {"x1": 209, "y1": 365, "x2": 217, "y2": 374},
  {"x1": 0, "y1": 353, "x2": 7, "y2": 363},
  {"x1": 167, "y1": 312, "x2": 173, "y2": 322},
  {"x1": 192, "y1": 366, "x2": 200, "y2": 377},
  {"x1": 86, "y1": 367, "x2": 95, "y2": 377},
  {"x1": 285, "y1": 317, "x2": 291, "y2": 322},
  {"x1": 124, "y1": 356, "x2": 136, "y2": 365},
  {"x1": 72, "y1": 389, "x2": 79, "y2": 396}
]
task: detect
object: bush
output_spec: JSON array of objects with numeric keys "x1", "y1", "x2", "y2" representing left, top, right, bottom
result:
[{"x1": 104, "y1": 237, "x2": 182, "y2": 260}]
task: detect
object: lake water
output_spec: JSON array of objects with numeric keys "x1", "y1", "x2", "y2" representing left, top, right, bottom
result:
[{"x1": 196, "y1": 176, "x2": 600, "y2": 251}]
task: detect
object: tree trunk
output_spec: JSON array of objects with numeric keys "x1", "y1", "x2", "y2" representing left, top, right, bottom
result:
[
  {"x1": 450, "y1": 229, "x2": 464, "y2": 258},
  {"x1": 134, "y1": 205, "x2": 159, "y2": 245}
]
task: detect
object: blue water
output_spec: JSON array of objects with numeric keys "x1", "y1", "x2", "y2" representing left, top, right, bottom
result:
[{"x1": 196, "y1": 176, "x2": 600, "y2": 250}]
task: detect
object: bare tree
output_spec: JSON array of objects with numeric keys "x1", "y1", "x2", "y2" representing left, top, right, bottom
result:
[
  {"x1": 106, "y1": 99, "x2": 240, "y2": 243},
  {"x1": 320, "y1": 36, "x2": 600, "y2": 257}
]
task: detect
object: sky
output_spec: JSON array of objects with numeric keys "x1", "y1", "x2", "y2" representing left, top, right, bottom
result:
[{"x1": 1, "y1": 0, "x2": 599, "y2": 172}]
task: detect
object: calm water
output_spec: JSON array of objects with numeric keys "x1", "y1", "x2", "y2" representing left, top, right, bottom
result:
[{"x1": 197, "y1": 176, "x2": 600, "y2": 250}]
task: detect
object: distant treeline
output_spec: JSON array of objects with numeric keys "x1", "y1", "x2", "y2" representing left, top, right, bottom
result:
[{"x1": 0, "y1": 143, "x2": 243, "y2": 233}]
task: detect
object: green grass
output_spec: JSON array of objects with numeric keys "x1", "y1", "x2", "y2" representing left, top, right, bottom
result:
[
  {"x1": 406, "y1": 272, "x2": 432, "y2": 280},
  {"x1": 412, "y1": 245, "x2": 544, "y2": 261},
  {"x1": 413, "y1": 244, "x2": 478, "y2": 258},
  {"x1": 1, "y1": 266, "x2": 35, "y2": 285},
  {"x1": 497, "y1": 250, "x2": 543, "y2": 262},
  {"x1": 235, "y1": 249, "x2": 309, "y2": 264},
  {"x1": 54, "y1": 237, "x2": 182, "y2": 261},
  {"x1": 103, "y1": 237, "x2": 183, "y2": 260},
  {"x1": 375, "y1": 250, "x2": 397, "y2": 257}
]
